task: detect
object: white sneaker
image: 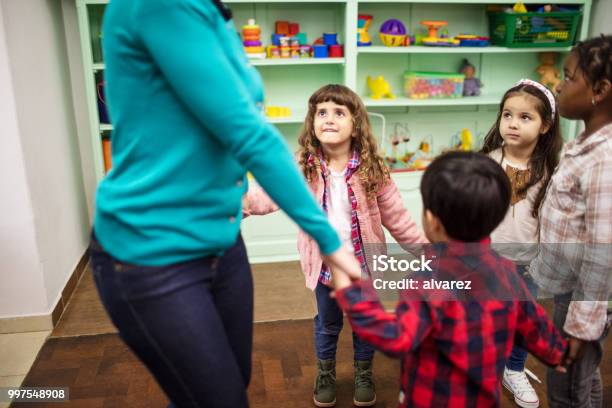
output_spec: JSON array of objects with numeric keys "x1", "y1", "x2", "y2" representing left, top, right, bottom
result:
[{"x1": 503, "y1": 368, "x2": 539, "y2": 408}]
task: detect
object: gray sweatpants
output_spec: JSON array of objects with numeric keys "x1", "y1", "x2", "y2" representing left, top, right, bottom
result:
[{"x1": 547, "y1": 293, "x2": 605, "y2": 408}]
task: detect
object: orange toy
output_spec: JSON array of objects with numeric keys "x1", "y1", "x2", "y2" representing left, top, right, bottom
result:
[
  {"x1": 420, "y1": 20, "x2": 447, "y2": 39},
  {"x1": 102, "y1": 139, "x2": 112, "y2": 172},
  {"x1": 275, "y1": 21, "x2": 290, "y2": 36}
]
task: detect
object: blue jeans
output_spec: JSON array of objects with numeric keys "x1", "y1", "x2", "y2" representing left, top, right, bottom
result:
[
  {"x1": 314, "y1": 281, "x2": 374, "y2": 361},
  {"x1": 506, "y1": 264, "x2": 539, "y2": 372},
  {"x1": 90, "y1": 232, "x2": 253, "y2": 408}
]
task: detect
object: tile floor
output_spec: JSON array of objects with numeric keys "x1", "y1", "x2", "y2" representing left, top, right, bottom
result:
[{"x1": 0, "y1": 330, "x2": 51, "y2": 408}]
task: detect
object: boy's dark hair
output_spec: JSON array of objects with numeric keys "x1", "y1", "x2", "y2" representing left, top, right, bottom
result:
[
  {"x1": 420, "y1": 152, "x2": 511, "y2": 242},
  {"x1": 573, "y1": 34, "x2": 612, "y2": 89},
  {"x1": 480, "y1": 83, "x2": 562, "y2": 218}
]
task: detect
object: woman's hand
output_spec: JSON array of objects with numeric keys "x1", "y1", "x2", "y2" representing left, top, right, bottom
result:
[{"x1": 322, "y1": 248, "x2": 362, "y2": 290}]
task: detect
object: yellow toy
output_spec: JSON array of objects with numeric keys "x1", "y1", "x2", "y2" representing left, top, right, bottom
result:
[
  {"x1": 513, "y1": 2, "x2": 528, "y2": 13},
  {"x1": 460, "y1": 128, "x2": 472, "y2": 151},
  {"x1": 265, "y1": 106, "x2": 292, "y2": 118},
  {"x1": 537, "y1": 52, "x2": 561, "y2": 91},
  {"x1": 367, "y1": 76, "x2": 395, "y2": 99}
]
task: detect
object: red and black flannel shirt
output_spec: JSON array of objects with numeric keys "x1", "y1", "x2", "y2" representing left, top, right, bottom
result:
[{"x1": 335, "y1": 239, "x2": 566, "y2": 408}]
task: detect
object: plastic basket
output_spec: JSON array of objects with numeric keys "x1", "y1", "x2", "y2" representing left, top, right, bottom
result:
[
  {"x1": 488, "y1": 11, "x2": 582, "y2": 48},
  {"x1": 404, "y1": 71, "x2": 465, "y2": 99}
]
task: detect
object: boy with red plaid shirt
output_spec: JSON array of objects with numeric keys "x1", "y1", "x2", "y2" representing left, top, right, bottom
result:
[{"x1": 333, "y1": 152, "x2": 568, "y2": 407}]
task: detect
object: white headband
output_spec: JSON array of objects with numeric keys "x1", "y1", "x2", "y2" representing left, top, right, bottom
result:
[{"x1": 515, "y1": 78, "x2": 556, "y2": 121}]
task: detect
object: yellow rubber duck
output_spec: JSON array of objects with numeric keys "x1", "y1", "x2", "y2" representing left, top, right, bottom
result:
[{"x1": 367, "y1": 76, "x2": 395, "y2": 99}]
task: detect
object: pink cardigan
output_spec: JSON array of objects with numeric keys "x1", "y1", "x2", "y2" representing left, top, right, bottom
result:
[{"x1": 244, "y1": 172, "x2": 427, "y2": 290}]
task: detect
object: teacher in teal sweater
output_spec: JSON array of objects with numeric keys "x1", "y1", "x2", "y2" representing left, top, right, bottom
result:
[{"x1": 90, "y1": 1, "x2": 360, "y2": 407}]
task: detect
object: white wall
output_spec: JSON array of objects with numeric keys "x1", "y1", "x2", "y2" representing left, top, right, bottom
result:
[
  {"x1": 0, "y1": 3, "x2": 48, "y2": 316},
  {"x1": 589, "y1": 0, "x2": 612, "y2": 37},
  {"x1": 0, "y1": 0, "x2": 90, "y2": 319}
]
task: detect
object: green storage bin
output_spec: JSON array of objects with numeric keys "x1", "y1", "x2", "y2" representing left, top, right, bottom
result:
[{"x1": 488, "y1": 11, "x2": 582, "y2": 48}]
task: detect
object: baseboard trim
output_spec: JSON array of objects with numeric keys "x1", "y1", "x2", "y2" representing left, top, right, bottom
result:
[{"x1": 0, "y1": 250, "x2": 89, "y2": 334}]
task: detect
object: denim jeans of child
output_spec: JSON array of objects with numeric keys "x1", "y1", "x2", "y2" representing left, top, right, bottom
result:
[
  {"x1": 90, "y1": 232, "x2": 253, "y2": 408},
  {"x1": 314, "y1": 281, "x2": 374, "y2": 361},
  {"x1": 506, "y1": 264, "x2": 539, "y2": 372}
]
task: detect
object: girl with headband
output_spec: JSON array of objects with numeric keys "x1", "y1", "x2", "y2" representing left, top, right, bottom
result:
[{"x1": 481, "y1": 78, "x2": 563, "y2": 408}]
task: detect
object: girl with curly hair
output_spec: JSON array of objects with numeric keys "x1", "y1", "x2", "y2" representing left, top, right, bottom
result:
[{"x1": 245, "y1": 84, "x2": 426, "y2": 407}]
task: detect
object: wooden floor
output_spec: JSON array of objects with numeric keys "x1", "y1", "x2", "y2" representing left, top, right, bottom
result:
[{"x1": 13, "y1": 265, "x2": 611, "y2": 407}]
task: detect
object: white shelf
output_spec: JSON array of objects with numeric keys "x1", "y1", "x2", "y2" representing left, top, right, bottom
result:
[
  {"x1": 250, "y1": 58, "x2": 345, "y2": 66},
  {"x1": 226, "y1": 0, "x2": 346, "y2": 2},
  {"x1": 268, "y1": 115, "x2": 305, "y2": 124},
  {"x1": 358, "y1": 0, "x2": 585, "y2": 4},
  {"x1": 98, "y1": 118, "x2": 302, "y2": 130},
  {"x1": 358, "y1": 46, "x2": 573, "y2": 54},
  {"x1": 364, "y1": 94, "x2": 501, "y2": 107},
  {"x1": 92, "y1": 59, "x2": 345, "y2": 70}
]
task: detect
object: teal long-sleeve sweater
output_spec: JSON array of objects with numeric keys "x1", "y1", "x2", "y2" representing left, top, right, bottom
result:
[{"x1": 94, "y1": 0, "x2": 340, "y2": 265}]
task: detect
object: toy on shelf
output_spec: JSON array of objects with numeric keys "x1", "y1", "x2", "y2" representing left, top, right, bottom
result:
[
  {"x1": 513, "y1": 2, "x2": 528, "y2": 13},
  {"x1": 268, "y1": 20, "x2": 312, "y2": 59},
  {"x1": 460, "y1": 128, "x2": 473, "y2": 151},
  {"x1": 266, "y1": 106, "x2": 292, "y2": 119},
  {"x1": 357, "y1": 14, "x2": 373, "y2": 46},
  {"x1": 537, "y1": 52, "x2": 561, "y2": 91},
  {"x1": 459, "y1": 59, "x2": 483, "y2": 96},
  {"x1": 379, "y1": 19, "x2": 408, "y2": 47},
  {"x1": 367, "y1": 76, "x2": 395, "y2": 99},
  {"x1": 410, "y1": 137, "x2": 434, "y2": 170},
  {"x1": 456, "y1": 34, "x2": 490, "y2": 47},
  {"x1": 242, "y1": 19, "x2": 265, "y2": 59},
  {"x1": 312, "y1": 32, "x2": 344, "y2": 58},
  {"x1": 329, "y1": 44, "x2": 344, "y2": 57},
  {"x1": 382, "y1": 125, "x2": 433, "y2": 171},
  {"x1": 102, "y1": 138, "x2": 112, "y2": 172},
  {"x1": 404, "y1": 71, "x2": 464, "y2": 99},
  {"x1": 449, "y1": 128, "x2": 474, "y2": 151},
  {"x1": 420, "y1": 21, "x2": 459, "y2": 46},
  {"x1": 538, "y1": 4, "x2": 577, "y2": 13},
  {"x1": 384, "y1": 123, "x2": 411, "y2": 169},
  {"x1": 313, "y1": 44, "x2": 328, "y2": 58}
]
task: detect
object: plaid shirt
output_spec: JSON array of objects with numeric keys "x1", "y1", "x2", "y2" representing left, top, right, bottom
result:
[
  {"x1": 336, "y1": 240, "x2": 566, "y2": 407},
  {"x1": 316, "y1": 150, "x2": 369, "y2": 284},
  {"x1": 530, "y1": 123, "x2": 612, "y2": 341}
]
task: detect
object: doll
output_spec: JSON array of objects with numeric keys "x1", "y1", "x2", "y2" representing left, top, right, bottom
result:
[{"x1": 460, "y1": 59, "x2": 482, "y2": 96}]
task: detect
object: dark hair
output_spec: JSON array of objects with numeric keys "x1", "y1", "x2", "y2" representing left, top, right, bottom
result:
[
  {"x1": 420, "y1": 152, "x2": 511, "y2": 242},
  {"x1": 480, "y1": 83, "x2": 562, "y2": 217},
  {"x1": 573, "y1": 34, "x2": 612, "y2": 91},
  {"x1": 459, "y1": 58, "x2": 475, "y2": 74}
]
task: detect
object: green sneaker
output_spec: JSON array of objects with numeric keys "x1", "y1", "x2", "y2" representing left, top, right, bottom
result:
[
  {"x1": 354, "y1": 360, "x2": 376, "y2": 407},
  {"x1": 313, "y1": 359, "x2": 336, "y2": 407}
]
